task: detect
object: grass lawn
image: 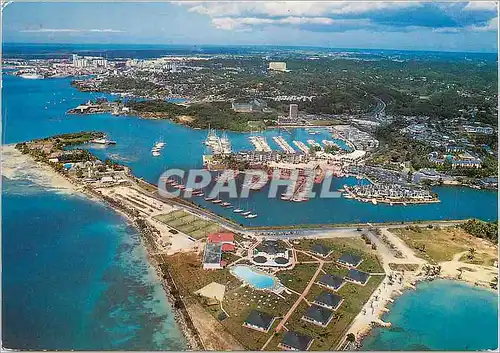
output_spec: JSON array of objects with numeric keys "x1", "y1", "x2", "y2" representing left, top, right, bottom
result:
[
  {"x1": 285, "y1": 275, "x2": 384, "y2": 351},
  {"x1": 276, "y1": 263, "x2": 320, "y2": 293},
  {"x1": 166, "y1": 241, "x2": 385, "y2": 351},
  {"x1": 154, "y1": 210, "x2": 224, "y2": 240},
  {"x1": 391, "y1": 226, "x2": 498, "y2": 264}
]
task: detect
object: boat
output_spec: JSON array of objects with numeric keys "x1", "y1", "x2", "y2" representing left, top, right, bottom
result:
[
  {"x1": 212, "y1": 199, "x2": 223, "y2": 204},
  {"x1": 205, "y1": 196, "x2": 216, "y2": 201},
  {"x1": 371, "y1": 199, "x2": 378, "y2": 205},
  {"x1": 233, "y1": 208, "x2": 243, "y2": 213},
  {"x1": 241, "y1": 211, "x2": 252, "y2": 216},
  {"x1": 343, "y1": 193, "x2": 353, "y2": 199},
  {"x1": 246, "y1": 213, "x2": 258, "y2": 219},
  {"x1": 152, "y1": 150, "x2": 161, "y2": 157},
  {"x1": 91, "y1": 138, "x2": 117, "y2": 145},
  {"x1": 19, "y1": 73, "x2": 43, "y2": 79},
  {"x1": 221, "y1": 202, "x2": 232, "y2": 207}
]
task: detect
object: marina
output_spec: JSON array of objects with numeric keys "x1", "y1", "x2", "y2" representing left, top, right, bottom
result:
[
  {"x1": 205, "y1": 129, "x2": 232, "y2": 154},
  {"x1": 249, "y1": 135, "x2": 272, "y2": 152},
  {"x1": 272, "y1": 136, "x2": 295, "y2": 154}
]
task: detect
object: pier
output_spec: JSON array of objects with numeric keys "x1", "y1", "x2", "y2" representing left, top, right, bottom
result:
[
  {"x1": 272, "y1": 136, "x2": 295, "y2": 154},
  {"x1": 293, "y1": 140, "x2": 310, "y2": 153},
  {"x1": 249, "y1": 136, "x2": 272, "y2": 152}
]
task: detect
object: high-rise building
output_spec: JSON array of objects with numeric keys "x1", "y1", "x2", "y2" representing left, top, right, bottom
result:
[
  {"x1": 289, "y1": 104, "x2": 298, "y2": 119},
  {"x1": 268, "y1": 61, "x2": 287, "y2": 72}
]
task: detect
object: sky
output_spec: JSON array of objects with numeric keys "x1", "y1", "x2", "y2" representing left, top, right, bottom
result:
[{"x1": 3, "y1": 1, "x2": 499, "y2": 52}]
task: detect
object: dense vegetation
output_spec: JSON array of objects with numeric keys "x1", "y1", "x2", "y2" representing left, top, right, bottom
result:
[
  {"x1": 127, "y1": 100, "x2": 275, "y2": 131},
  {"x1": 367, "y1": 123, "x2": 433, "y2": 169},
  {"x1": 460, "y1": 219, "x2": 498, "y2": 243}
]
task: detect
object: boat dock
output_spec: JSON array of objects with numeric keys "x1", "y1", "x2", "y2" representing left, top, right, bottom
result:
[
  {"x1": 293, "y1": 141, "x2": 310, "y2": 153},
  {"x1": 205, "y1": 130, "x2": 232, "y2": 154},
  {"x1": 249, "y1": 136, "x2": 272, "y2": 152},
  {"x1": 273, "y1": 136, "x2": 295, "y2": 154}
]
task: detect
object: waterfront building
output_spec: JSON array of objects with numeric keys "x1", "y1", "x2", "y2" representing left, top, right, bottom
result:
[
  {"x1": 268, "y1": 61, "x2": 287, "y2": 72},
  {"x1": 243, "y1": 310, "x2": 276, "y2": 333},
  {"x1": 337, "y1": 253, "x2": 363, "y2": 268},
  {"x1": 301, "y1": 304, "x2": 334, "y2": 327},
  {"x1": 289, "y1": 104, "x2": 298, "y2": 119},
  {"x1": 280, "y1": 331, "x2": 314, "y2": 351},
  {"x1": 317, "y1": 273, "x2": 345, "y2": 291},
  {"x1": 345, "y1": 269, "x2": 370, "y2": 285},
  {"x1": 313, "y1": 291, "x2": 344, "y2": 311}
]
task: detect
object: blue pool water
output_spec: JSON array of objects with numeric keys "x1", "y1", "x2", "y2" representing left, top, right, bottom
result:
[
  {"x1": 230, "y1": 265, "x2": 278, "y2": 290},
  {"x1": 361, "y1": 280, "x2": 499, "y2": 351}
]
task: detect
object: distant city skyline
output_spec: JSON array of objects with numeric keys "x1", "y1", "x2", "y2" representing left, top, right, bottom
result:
[{"x1": 3, "y1": 1, "x2": 499, "y2": 53}]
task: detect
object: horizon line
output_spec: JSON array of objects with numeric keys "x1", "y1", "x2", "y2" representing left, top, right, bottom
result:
[{"x1": 3, "y1": 41, "x2": 498, "y2": 55}]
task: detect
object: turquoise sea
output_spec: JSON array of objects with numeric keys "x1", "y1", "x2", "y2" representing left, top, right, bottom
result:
[
  {"x1": 362, "y1": 280, "x2": 498, "y2": 351},
  {"x1": 2, "y1": 178, "x2": 186, "y2": 350},
  {"x1": 2, "y1": 44, "x2": 498, "y2": 350}
]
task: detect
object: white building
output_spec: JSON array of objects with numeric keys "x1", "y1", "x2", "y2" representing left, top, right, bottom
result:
[
  {"x1": 289, "y1": 104, "x2": 298, "y2": 119},
  {"x1": 268, "y1": 61, "x2": 287, "y2": 72}
]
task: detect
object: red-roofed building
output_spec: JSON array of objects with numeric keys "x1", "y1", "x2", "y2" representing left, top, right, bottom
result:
[
  {"x1": 208, "y1": 232, "x2": 235, "y2": 244},
  {"x1": 221, "y1": 243, "x2": 235, "y2": 252}
]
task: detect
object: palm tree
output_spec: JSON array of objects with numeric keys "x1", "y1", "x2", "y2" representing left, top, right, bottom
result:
[{"x1": 468, "y1": 247, "x2": 476, "y2": 260}]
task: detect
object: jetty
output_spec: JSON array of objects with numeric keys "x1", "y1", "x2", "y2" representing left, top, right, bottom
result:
[
  {"x1": 292, "y1": 140, "x2": 310, "y2": 153},
  {"x1": 272, "y1": 136, "x2": 295, "y2": 154},
  {"x1": 249, "y1": 136, "x2": 272, "y2": 152}
]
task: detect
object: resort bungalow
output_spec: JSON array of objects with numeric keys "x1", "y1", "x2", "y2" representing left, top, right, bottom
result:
[
  {"x1": 317, "y1": 274, "x2": 345, "y2": 291},
  {"x1": 337, "y1": 253, "x2": 363, "y2": 268},
  {"x1": 346, "y1": 269, "x2": 370, "y2": 285},
  {"x1": 301, "y1": 305, "x2": 334, "y2": 327},
  {"x1": 251, "y1": 240, "x2": 292, "y2": 267},
  {"x1": 243, "y1": 309, "x2": 276, "y2": 333},
  {"x1": 310, "y1": 244, "x2": 332, "y2": 258},
  {"x1": 279, "y1": 331, "x2": 314, "y2": 351},
  {"x1": 313, "y1": 291, "x2": 344, "y2": 311},
  {"x1": 203, "y1": 243, "x2": 223, "y2": 270}
]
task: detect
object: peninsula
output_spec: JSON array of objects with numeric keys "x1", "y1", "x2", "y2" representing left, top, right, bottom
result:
[{"x1": 11, "y1": 131, "x2": 498, "y2": 351}]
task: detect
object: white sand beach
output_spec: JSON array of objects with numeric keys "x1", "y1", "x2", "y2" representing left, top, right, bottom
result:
[{"x1": 2, "y1": 144, "x2": 77, "y2": 192}]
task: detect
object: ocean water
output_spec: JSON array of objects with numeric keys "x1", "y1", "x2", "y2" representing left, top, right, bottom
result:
[
  {"x1": 361, "y1": 280, "x2": 499, "y2": 351},
  {"x1": 2, "y1": 73, "x2": 497, "y2": 227},
  {"x1": 2, "y1": 177, "x2": 186, "y2": 350}
]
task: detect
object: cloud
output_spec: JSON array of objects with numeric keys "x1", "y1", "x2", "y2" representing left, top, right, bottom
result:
[
  {"x1": 467, "y1": 16, "x2": 498, "y2": 31},
  {"x1": 463, "y1": 1, "x2": 498, "y2": 12},
  {"x1": 20, "y1": 28, "x2": 124, "y2": 33},
  {"x1": 178, "y1": 1, "x2": 498, "y2": 34},
  {"x1": 184, "y1": 1, "x2": 420, "y2": 18}
]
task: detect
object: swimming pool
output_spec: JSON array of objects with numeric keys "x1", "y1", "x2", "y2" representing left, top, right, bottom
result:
[{"x1": 230, "y1": 265, "x2": 279, "y2": 290}]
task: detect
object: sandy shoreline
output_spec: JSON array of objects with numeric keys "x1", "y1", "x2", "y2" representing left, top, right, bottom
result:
[
  {"x1": 2, "y1": 144, "x2": 78, "y2": 192},
  {"x1": 2, "y1": 144, "x2": 202, "y2": 350}
]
